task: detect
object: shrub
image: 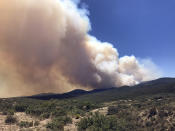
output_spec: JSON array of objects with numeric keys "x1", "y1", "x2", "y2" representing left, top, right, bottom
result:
[
  {"x1": 78, "y1": 102, "x2": 98, "y2": 111},
  {"x1": 5, "y1": 115, "x2": 17, "y2": 124},
  {"x1": 108, "y1": 106, "x2": 118, "y2": 115},
  {"x1": 148, "y1": 108, "x2": 157, "y2": 118},
  {"x1": 25, "y1": 106, "x2": 43, "y2": 116},
  {"x1": 8, "y1": 109, "x2": 15, "y2": 115},
  {"x1": 78, "y1": 112, "x2": 136, "y2": 131},
  {"x1": 41, "y1": 113, "x2": 50, "y2": 119},
  {"x1": 3, "y1": 109, "x2": 15, "y2": 115},
  {"x1": 78, "y1": 112, "x2": 118, "y2": 131},
  {"x1": 46, "y1": 119, "x2": 64, "y2": 131},
  {"x1": 18, "y1": 121, "x2": 33, "y2": 128},
  {"x1": 34, "y1": 121, "x2": 40, "y2": 126},
  {"x1": 71, "y1": 108, "x2": 86, "y2": 117},
  {"x1": 14, "y1": 104, "x2": 28, "y2": 112},
  {"x1": 75, "y1": 114, "x2": 81, "y2": 119},
  {"x1": 46, "y1": 116, "x2": 72, "y2": 130},
  {"x1": 52, "y1": 109, "x2": 66, "y2": 117},
  {"x1": 46, "y1": 122, "x2": 64, "y2": 131}
]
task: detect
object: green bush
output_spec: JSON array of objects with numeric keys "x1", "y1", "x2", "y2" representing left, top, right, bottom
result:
[
  {"x1": 75, "y1": 114, "x2": 81, "y2": 119},
  {"x1": 108, "y1": 106, "x2": 118, "y2": 115},
  {"x1": 18, "y1": 121, "x2": 33, "y2": 128},
  {"x1": 78, "y1": 112, "x2": 118, "y2": 131},
  {"x1": 46, "y1": 121, "x2": 64, "y2": 131},
  {"x1": 34, "y1": 121, "x2": 40, "y2": 126},
  {"x1": 78, "y1": 112, "x2": 135, "y2": 131},
  {"x1": 71, "y1": 108, "x2": 86, "y2": 117},
  {"x1": 148, "y1": 108, "x2": 157, "y2": 118},
  {"x1": 14, "y1": 104, "x2": 28, "y2": 112},
  {"x1": 46, "y1": 116, "x2": 72, "y2": 130},
  {"x1": 25, "y1": 106, "x2": 43, "y2": 116},
  {"x1": 5, "y1": 115, "x2": 17, "y2": 124},
  {"x1": 41, "y1": 113, "x2": 50, "y2": 119},
  {"x1": 52, "y1": 109, "x2": 66, "y2": 117},
  {"x1": 77, "y1": 102, "x2": 98, "y2": 111},
  {"x1": 3, "y1": 109, "x2": 15, "y2": 115}
]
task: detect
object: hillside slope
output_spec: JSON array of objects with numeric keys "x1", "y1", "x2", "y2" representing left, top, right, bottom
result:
[
  {"x1": 0, "y1": 77, "x2": 175, "y2": 131},
  {"x1": 25, "y1": 78, "x2": 175, "y2": 101}
]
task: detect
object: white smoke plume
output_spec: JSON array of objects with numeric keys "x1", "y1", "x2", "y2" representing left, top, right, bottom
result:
[{"x1": 0, "y1": 0, "x2": 161, "y2": 97}]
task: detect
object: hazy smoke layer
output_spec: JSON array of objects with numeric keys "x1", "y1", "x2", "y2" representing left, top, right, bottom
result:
[{"x1": 0, "y1": 0, "x2": 160, "y2": 97}]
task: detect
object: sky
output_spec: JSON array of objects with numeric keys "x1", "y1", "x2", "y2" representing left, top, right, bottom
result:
[{"x1": 80, "y1": 0, "x2": 175, "y2": 77}]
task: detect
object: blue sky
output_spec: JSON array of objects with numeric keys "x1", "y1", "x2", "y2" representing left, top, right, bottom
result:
[{"x1": 80, "y1": 0, "x2": 175, "y2": 77}]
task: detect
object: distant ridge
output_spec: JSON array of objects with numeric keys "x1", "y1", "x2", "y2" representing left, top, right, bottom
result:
[
  {"x1": 134, "y1": 77, "x2": 175, "y2": 88},
  {"x1": 25, "y1": 77, "x2": 175, "y2": 100},
  {"x1": 27, "y1": 88, "x2": 115, "y2": 100}
]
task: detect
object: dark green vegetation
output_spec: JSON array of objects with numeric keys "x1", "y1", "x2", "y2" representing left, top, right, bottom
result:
[
  {"x1": 0, "y1": 78, "x2": 175, "y2": 130},
  {"x1": 46, "y1": 116, "x2": 72, "y2": 130},
  {"x1": 5, "y1": 115, "x2": 17, "y2": 124},
  {"x1": 77, "y1": 94, "x2": 175, "y2": 131},
  {"x1": 78, "y1": 112, "x2": 133, "y2": 131},
  {"x1": 18, "y1": 121, "x2": 33, "y2": 128},
  {"x1": 0, "y1": 97, "x2": 100, "y2": 130},
  {"x1": 74, "y1": 78, "x2": 175, "y2": 103}
]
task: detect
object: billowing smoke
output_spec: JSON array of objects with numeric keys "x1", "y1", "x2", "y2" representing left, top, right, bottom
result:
[{"x1": 0, "y1": 0, "x2": 161, "y2": 97}]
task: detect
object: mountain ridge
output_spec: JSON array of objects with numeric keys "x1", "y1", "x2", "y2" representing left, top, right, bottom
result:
[{"x1": 25, "y1": 77, "x2": 175, "y2": 100}]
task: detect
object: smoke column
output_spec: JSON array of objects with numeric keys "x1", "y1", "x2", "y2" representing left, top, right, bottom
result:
[{"x1": 0, "y1": 0, "x2": 161, "y2": 97}]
